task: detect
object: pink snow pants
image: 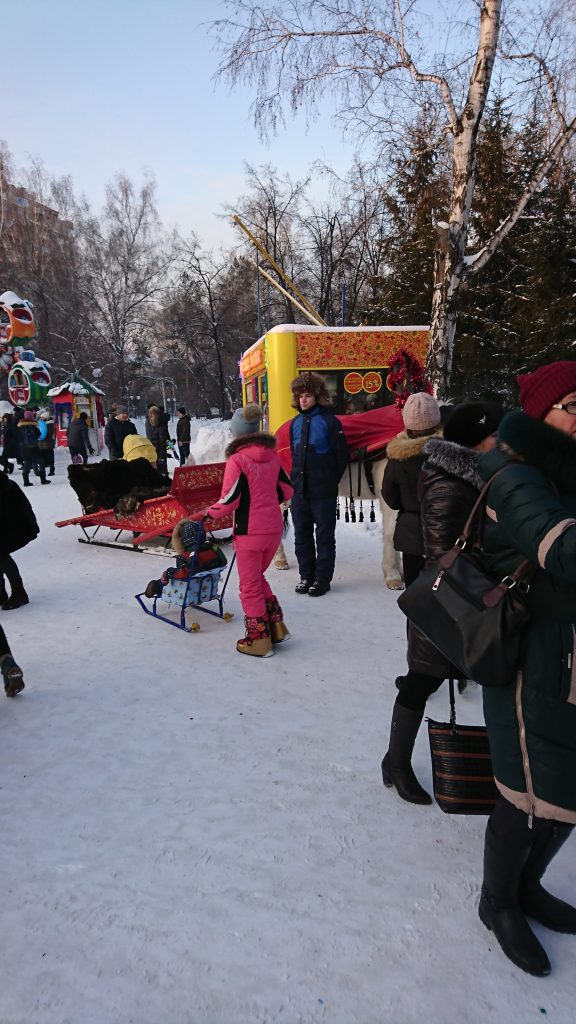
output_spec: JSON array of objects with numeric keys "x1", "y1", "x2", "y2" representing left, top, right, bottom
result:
[{"x1": 234, "y1": 529, "x2": 283, "y2": 618}]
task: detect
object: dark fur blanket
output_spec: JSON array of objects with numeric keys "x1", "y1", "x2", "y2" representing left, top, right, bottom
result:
[{"x1": 68, "y1": 458, "x2": 171, "y2": 515}]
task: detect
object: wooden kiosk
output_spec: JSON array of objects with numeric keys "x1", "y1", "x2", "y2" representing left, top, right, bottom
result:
[{"x1": 47, "y1": 376, "x2": 106, "y2": 454}]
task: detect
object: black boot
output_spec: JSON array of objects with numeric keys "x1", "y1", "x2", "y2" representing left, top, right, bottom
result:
[
  {"x1": 519, "y1": 822, "x2": 576, "y2": 933},
  {"x1": 308, "y1": 578, "x2": 330, "y2": 597},
  {"x1": 381, "y1": 703, "x2": 432, "y2": 805},
  {"x1": 2, "y1": 584, "x2": 29, "y2": 610},
  {"x1": 478, "y1": 823, "x2": 551, "y2": 976},
  {"x1": 295, "y1": 578, "x2": 312, "y2": 594}
]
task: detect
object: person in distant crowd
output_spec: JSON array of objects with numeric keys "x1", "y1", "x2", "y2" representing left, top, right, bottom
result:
[
  {"x1": 146, "y1": 404, "x2": 169, "y2": 475},
  {"x1": 176, "y1": 406, "x2": 191, "y2": 465},
  {"x1": 474, "y1": 362, "x2": 576, "y2": 977},
  {"x1": 381, "y1": 401, "x2": 504, "y2": 806},
  {"x1": 37, "y1": 409, "x2": 56, "y2": 476},
  {"x1": 204, "y1": 404, "x2": 294, "y2": 657},
  {"x1": 67, "y1": 411, "x2": 95, "y2": 465},
  {"x1": 0, "y1": 465, "x2": 39, "y2": 609},
  {"x1": 289, "y1": 372, "x2": 349, "y2": 597},
  {"x1": 0, "y1": 623, "x2": 25, "y2": 696},
  {"x1": 104, "y1": 404, "x2": 137, "y2": 461},
  {"x1": 18, "y1": 410, "x2": 50, "y2": 486},
  {"x1": 381, "y1": 392, "x2": 442, "y2": 588},
  {"x1": 0, "y1": 412, "x2": 19, "y2": 474}
]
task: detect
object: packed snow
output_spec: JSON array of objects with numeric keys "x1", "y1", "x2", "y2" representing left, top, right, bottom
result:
[{"x1": 1, "y1": 423, "x2": 574, "y2": 1024}]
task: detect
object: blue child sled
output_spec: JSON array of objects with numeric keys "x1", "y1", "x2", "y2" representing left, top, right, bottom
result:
[{"x1": 135, "y1": 518, "x2": 236, "y2": 633}]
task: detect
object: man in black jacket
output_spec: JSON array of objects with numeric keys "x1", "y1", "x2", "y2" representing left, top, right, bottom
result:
[
  {"x1": 176, "y1": 407, "x2": 191, "y2": 465},
  {"x1": 104, "y1": 405, "x2": 137, "y2": 460},
  {"x1": 289, "y1": 372, "x2": 349, "y2": 597}
]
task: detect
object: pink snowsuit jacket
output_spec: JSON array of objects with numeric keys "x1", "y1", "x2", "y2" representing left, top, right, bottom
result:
[{"x1": 206, "y1": 433, "x2": 294, "y2": 536}]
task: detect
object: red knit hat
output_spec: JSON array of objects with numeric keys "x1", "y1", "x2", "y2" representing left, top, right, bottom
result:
[{"x1": 517, "y1": 362, "x2": 576, "y2": 419}]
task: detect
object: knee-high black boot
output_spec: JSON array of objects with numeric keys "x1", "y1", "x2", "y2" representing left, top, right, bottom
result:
[
  {"x1": 519, "y1": 823, "x2": 576, "y2": 933},
  {"x1": 479, "y1": 822, "x2": 551, "y2": 976},
  {"x1": 381, "y1": 703, "x2": 432, "y2": 805}
]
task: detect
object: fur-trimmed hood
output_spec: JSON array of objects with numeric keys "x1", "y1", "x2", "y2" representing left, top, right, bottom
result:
[
  {"x1": 386, "y1": 429, "x2": 442, "y2": 462},
  {"x1": 147, "y1": 405, "x2": 161, "y2": 427},
  {"x1": 485, "y1": 409, "x2": 576, "y2": 496},
  {"x1": 225, "y1": 432, "x2": 277, "y2": 458},
  {"x1": 422, "y1": 437, "x2": 484, "y2": 490}
]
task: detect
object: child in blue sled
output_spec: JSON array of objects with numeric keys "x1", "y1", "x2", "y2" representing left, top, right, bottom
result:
[{"x1": 144, "y1": 519, "x2": 226, "y2": 599}]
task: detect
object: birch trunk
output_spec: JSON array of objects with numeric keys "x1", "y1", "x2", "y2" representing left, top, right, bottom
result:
[{"x1": 425, "y1": 0, "x2": 501, "y2": 397}]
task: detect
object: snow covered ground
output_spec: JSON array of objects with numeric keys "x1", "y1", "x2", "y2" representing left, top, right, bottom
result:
[{"x1": 1, "y1": 438, "x2": 575, "y2": 1024}]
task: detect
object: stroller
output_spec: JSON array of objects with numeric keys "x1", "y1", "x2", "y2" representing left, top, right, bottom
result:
[{"x1": 135, "y1": 518, "x2": 236, "y2": 632}]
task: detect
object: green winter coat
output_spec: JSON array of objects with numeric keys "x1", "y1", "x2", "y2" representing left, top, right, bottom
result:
[{"x1": 479, "y1": 411, "x2": 576, "y2": 824}]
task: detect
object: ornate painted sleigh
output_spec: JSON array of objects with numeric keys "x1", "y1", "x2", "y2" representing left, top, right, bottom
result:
[{"x1": 55, "y1": 463, "x2": 232, "y2": 553}]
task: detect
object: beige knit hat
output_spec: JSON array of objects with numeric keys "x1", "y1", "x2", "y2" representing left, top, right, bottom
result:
[{"x1": 402, "y1": 392, "x2": 441, "y2": 432}]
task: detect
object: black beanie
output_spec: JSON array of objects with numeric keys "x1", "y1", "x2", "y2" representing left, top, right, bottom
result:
[{"x1": 443, "y1": 401, "x2": 504, "y2": 448}]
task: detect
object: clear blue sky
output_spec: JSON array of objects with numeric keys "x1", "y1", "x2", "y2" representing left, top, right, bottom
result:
[{"x1": 3, "y1": 0, "x2": 357, "y2": 247}]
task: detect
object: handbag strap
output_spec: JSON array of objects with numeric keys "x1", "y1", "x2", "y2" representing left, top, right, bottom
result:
[
  {"x1": 448, "y1": 678, "x2": 457, "y2": 733},
  {"x1": 440, "y1": 467, "x2": 536, "y2": 590}
]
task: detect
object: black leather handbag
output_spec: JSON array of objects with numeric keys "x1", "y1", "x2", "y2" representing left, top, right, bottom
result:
[
  {"x1": 427, "y1": 680, "x2": 499, "y2": 814},
  {"x1": 398, "y1": 472, "x2": 535, "y2": 688}
]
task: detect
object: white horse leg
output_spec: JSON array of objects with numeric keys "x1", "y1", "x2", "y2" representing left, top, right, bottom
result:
[
  {"x1": 380, "y1": 496, "x2": 404, "y2": 590},
  {"x1": 273, "y1": 539, "x2": 289, "y2": 570},
  {"x1": 371, "y1": 459, "x2": 404, "y2": 590}
]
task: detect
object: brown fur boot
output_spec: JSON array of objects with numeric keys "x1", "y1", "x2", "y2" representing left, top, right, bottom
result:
[
  {"x1": 236, "y1": 615, "x2": 274, "y2": 658},
  {"x1": 265, "y1": 596, "x2": 290, "y2": 644}
]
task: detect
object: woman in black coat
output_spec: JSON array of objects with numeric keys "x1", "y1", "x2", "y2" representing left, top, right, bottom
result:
[
  {"x1": 145, "y1": 404, "x2": 169, "y2": 475},
  {"x1": 0, "y1": 471, "x2": 39, "y2": 609},
  {"x1": 0, "y1": 413, "x2": 19, "y2": 473},
  {"x1": 67, "y1": 412, "x2": 94, "y2": 465},
  {"x1": 381, "y1": 392, "x2": 442, "y2": 586},
  {"x1": 381, "y1": 402, "x2": 504, "y2": 805}
]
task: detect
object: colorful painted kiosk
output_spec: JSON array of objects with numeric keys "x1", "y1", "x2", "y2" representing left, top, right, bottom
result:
[
  {"x1": 239, "y1": 324, "x2": 429, "y2": 434},
  {"x1": 47, "y1": 377, "x2": 105, "y2": 454}
]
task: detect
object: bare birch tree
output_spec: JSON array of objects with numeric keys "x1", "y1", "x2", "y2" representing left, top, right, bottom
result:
[
  {"x1": 214, "y1": 0, "x2": 576, "y2": 396},
  {"x1": 77, "y1": 174, "x2": 174, "y2": 401}
]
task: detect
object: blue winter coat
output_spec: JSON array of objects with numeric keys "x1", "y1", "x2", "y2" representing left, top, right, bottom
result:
[{"x1": 289, "y1": 405, "x2": 349, "y2": 500}]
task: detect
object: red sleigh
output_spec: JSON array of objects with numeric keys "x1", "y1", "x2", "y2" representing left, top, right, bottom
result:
[{"x1": 55, "y1": 463, "x2": 232, "y2": 553}]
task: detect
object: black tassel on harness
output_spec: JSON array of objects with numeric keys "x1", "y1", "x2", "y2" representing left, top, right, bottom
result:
[
  {"x1": 336, "y1": 497, "x2": 340, "y2": 521},
  {"x1": 344, "y1": 498, "x2": 350, "y2": 523},
  {"x1": 349, "y1": 496, "x2": 356, "y2": 523},
  {"x1": 359, "y1": 499, "x2": 364, "y2": 523},
  {"x1": 370, "y1": 499, "x2": 376, "y2": 523}
]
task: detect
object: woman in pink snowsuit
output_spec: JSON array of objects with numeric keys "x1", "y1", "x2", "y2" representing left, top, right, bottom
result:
[{"x1": 205, "y1": 404, "x2": 294, "y2": 657}]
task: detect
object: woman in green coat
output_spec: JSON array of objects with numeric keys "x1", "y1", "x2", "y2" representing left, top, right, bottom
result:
[{"x1": 478, "y1": 361, "x2": 576, "y2": 977}]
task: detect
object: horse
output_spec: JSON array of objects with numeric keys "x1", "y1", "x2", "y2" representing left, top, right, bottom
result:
[{"x1": 338, "y1": 454, "x2": 403, "y2": 589}]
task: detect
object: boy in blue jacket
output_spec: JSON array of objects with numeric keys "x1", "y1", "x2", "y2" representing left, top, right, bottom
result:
[{"x1": 289, "y1": 372, "x2": 349, "y2": 596}]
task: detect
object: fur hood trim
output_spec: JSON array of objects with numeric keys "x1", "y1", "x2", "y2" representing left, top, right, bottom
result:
[
  {"x1": 225, "y1": 432, "x2": 277, "y2": 458},
  {"x1": 497, "y1": 410, "x2": 576, "y2": 495},
  {"x1": 148, "y1": 405, "x2": 161, "y2": 427},
  {"x1": 387, "y1": 429, "x2": 442, "y2": 462},
  {"x1": 422, "y1": 437, "x2": 484, "y2": 490}
]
